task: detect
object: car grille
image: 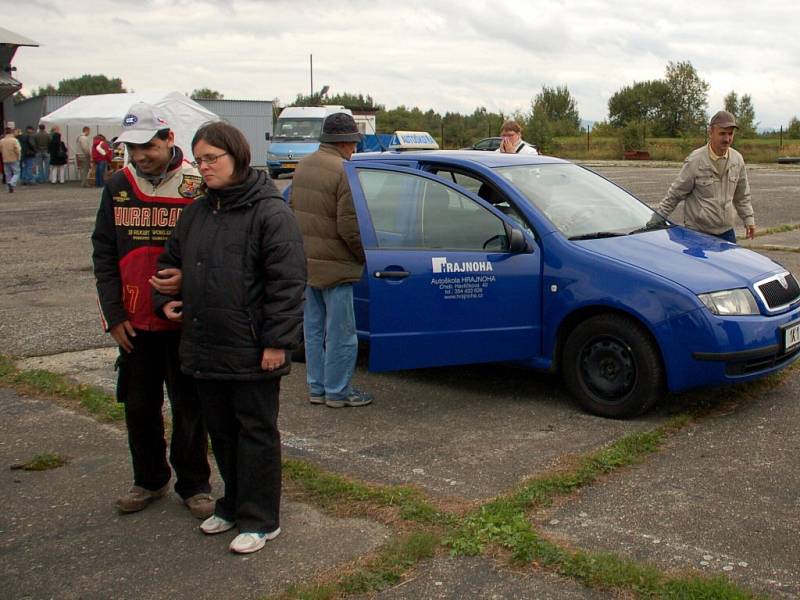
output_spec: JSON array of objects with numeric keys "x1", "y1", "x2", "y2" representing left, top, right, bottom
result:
[{"x1": 755, "y1": 272, "x2": 800, "y2": 311}]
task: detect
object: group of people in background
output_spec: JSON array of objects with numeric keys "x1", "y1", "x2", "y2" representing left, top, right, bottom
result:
[{"x1": 0, "y1": 123, "x2": 113, "y2": 191}]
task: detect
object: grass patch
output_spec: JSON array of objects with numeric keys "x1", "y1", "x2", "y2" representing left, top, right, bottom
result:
[
  {"x1": 553, "y1": 135, "x2": 800, "y2": 164},
  {"x1": 444, "y1": 411, "x2": 766, "y2": 598},
  {"x1": 277, "y1": 531, "x2": 440, "y2": 600},
  {"x1": 283, "y1": 459, "x2": 452, "y2": 526},
  {"x1": 755, "y1": 223, "x2": 800, "y2": 237},
  {"x1": 0, "y1": 355, "x2": 122, "y2": 422},
  {"x1": 10, "y1": 452, "x2": 68, "y2": 471}
]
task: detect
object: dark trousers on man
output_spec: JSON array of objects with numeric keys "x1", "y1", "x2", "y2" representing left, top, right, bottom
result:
[
  {"x1": 116, "y1": 330, "x2": 211, "y2": 498},
  {"x1": 198, "y1": 378, "x2": 281, "y2": 534}
]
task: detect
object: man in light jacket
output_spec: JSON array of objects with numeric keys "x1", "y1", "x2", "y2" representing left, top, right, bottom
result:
[
  {"x1": 76, "y1": 126, "x2": 92, "y2": 187},
  {"x1": 289, "y1": 113, "x2": 372, "y2": 408},
  {"x1": 0, "y1": 127, "x2": 22, "y2": 193},
  {"x1": 657, "y1": 110, "x2": 755, "y2": 242}
]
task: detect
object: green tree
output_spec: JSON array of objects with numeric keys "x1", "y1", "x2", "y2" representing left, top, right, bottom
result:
[
  {"x1": 292, "y1": 91, "x2": 383, "y2": 111},
  {"x1": 661, "y1": 60, "x2": 708, "y2": 136},
  {"x1": 723, "y1": 90, "x2": 739, "y2": 115},
  {"x1": 736, "y1": 94, "x2": 757, "y2": 137},
  {"x1": 191, "y1": 88, "x2": 224, "y2": 100},
  {"x1": 722, "y1": 91, "x2": 757, "y2": 137},
  {"x1": 530, "y1": 85, "x2": 580, "y2": 136},
  {"x1": 607, "y1": 80, "x2": 668, "y2": 132},
  {"x1": 33, "y1": 74, "x2": 126, "y2": 97},
  {"x1": 525, "y1": 110, "x2": 554, "y2": 153},
  {"x1": 787, "y1": 117, "x2": 800, "y2": 139}
]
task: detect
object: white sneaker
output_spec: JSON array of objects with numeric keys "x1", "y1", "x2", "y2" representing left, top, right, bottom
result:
[
  {"x1": 229, "y1": 528, "x2": 281, "y2": 554},
  {"x1": 200, "y1": 514, "x2": 235, "y2": 535}
]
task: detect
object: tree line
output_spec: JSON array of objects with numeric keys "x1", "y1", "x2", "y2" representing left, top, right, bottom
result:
[{"x1": 17, "y1": 63, "x2": 800, "y2": 149}]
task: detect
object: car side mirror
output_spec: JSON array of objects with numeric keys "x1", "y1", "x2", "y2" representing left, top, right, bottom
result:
[
  {"x1": 265, "y1": 132, "x2": 271, "y2": 141},
  {"x1": 507, "y1": 225, "x2": 531, "y2": 253}
]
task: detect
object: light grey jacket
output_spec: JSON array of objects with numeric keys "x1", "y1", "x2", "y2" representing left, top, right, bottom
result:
[{"x1": 657, "y1": 144, "x2": 754, "y2": 235}]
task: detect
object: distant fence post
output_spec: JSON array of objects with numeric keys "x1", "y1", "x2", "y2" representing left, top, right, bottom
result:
[{"x1": 780, "y1": 126, "x2": 783, "y2": 150}]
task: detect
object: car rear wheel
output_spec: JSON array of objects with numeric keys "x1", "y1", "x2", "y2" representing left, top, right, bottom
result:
[{"x1": 562, "y1": 314, "x2": 663, "y2": 418}]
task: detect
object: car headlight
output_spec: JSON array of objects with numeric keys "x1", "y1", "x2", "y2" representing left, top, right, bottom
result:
[{"x1": 698, "y1": 289, "x2": 759, "y2": 315}]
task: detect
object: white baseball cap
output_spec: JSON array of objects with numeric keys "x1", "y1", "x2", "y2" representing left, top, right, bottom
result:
[{"x1": 115, "y1": 102, "x2": 170, "y2": 144}]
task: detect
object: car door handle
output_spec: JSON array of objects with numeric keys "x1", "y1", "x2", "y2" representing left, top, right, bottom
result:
[{"x1": 373, "y1": 270, "x2": 410, "y2": 279}]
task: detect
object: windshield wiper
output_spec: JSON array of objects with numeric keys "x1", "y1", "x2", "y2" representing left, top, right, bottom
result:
[
  {"x1": 627, "y1": 220, "x2": 673, "y2": 235},
  {"x1": 568, "y1": 231, "x2": 626, "y2": 240}
]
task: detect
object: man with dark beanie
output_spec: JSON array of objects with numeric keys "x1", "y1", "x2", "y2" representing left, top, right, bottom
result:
[{"x1": 290, "y1": 113, "x2": 373, "y2": 408}]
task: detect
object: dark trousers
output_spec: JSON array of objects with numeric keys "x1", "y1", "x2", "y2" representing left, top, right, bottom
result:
[
  {"x1": 198, "y1": 378, "x2": 281, "y2": 533},
  {"x1": 116, "y1": 330, "x2": 211, "y2": 498},
  {"x1": 715, "y1": 228, "x2": 737, "y2": 243}
]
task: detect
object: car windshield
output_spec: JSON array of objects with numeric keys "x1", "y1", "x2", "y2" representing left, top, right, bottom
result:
[
  {"x1": 495, "y1": 163, "x2": 667, "y2": 239},
  {"x1": 273, "y1": 118, "x2": 322, "y2": 141}
]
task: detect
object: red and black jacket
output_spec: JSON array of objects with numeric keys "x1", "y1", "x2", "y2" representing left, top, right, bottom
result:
[{"x1": 91, "y1": 148, "x2": 203, "y2": 332}]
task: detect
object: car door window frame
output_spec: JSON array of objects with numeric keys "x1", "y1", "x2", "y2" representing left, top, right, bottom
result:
[{"x1": 348, "y1": 162, "x2": 530, "y2": 252}]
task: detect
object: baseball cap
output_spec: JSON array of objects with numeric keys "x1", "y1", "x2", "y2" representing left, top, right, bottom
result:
[
  {"x1": 709, "y1": 110, "x2": 738, "y2": 129},
  {"x1": 115, "y1": 102, "x2": 170, "y2": 144}
]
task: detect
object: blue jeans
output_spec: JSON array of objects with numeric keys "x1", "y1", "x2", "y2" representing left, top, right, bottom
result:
[
  {"x1": 21, "y1": 157, "x2": 35, "y2": 184},
  {"x1": 304, "y1": 284, "x2": 358, "y2": 400},
  {"x1": 34, "y1": 151, "x2": 49, "y2": 183},
  {"x1": 95, "y1": 161, "x2": 108, "y2": 187},
  {"x1": 3, "y1": 161, "x2": 20, "y2": 188},
  {"x1": 714, "y1": 228, "x2": 736, "y2": 243}
]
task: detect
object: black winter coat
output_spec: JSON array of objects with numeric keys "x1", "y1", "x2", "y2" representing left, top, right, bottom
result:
[{"x1": 155, "y1": 169, "x2": 306, "y2": 380}]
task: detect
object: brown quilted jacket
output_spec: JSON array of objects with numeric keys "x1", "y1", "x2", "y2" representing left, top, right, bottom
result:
[{"x1": 289, "y1": 143, "x2": 365, "y2": 288}]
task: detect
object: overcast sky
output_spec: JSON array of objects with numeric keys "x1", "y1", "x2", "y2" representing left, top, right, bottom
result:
[{"x1": 6, "y1": 0, "x2": 800, "y2": 130}]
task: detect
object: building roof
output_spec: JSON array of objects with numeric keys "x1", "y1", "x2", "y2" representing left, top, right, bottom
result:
[{"x1": 0, "y1": 27, "x2": 40, "y2": 47}]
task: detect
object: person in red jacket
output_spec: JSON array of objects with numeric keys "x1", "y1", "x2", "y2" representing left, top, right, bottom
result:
[
  {"x1": 91, "y1": 134, "x2": 112, "y2": 187},
  {"x1": 91, "y1": 102, "x2": 213, "y2": 518}
]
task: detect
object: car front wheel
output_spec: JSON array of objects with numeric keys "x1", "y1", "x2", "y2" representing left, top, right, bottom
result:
[{"x1": 562, "y1": 314, "x2": 663, "y2": 418}]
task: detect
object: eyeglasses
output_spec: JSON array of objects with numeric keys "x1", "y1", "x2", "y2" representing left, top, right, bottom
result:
[{"x1": 192, "y1": 152, "x2": 228, "y2": 167}]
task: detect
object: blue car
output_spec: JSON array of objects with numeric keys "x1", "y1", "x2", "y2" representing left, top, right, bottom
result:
[{"x1": 299, "y1": 150, "x2": 800, "y2": 418}]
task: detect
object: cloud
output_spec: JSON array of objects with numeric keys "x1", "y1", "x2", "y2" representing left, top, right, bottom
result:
[{"x1": 7, "y1": 0, "x2": 800, "y2": 128}]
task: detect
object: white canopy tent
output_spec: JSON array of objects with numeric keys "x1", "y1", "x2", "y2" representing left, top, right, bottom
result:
[{"x1": 39, "y1": 91, "x2": 220, "y2": 179}]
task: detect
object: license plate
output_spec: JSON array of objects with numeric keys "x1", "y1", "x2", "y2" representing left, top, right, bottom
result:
[
  {"x1": 283, "y1": 162, "x2": 298, "y2": 170},
  {"x1": 784, "y1": 321, "x2": 800, "y2": 352}
]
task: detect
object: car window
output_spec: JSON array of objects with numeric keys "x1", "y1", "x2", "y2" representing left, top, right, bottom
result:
[
  {"x1": 357, "y1": 169, "x2": 510, "y2": 251},
  {"x1": 496, "y1": 163, "x2": 655, "y2": 238},
  {"x1": 474, "y1": 138, "x2": 500, "y2": 151},
  {"x1": 429, "y1": 168, "x2": 534, "y2": 237}
]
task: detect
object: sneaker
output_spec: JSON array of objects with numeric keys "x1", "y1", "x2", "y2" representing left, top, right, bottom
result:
[
  {"x1": 325, "y1": 389, "x2": 373, "y2": 408},
  {"x1": 200, "y1": 514, "x2": 236, "y2": 535},
  {"x1": 115, "y1": 483, "x2": 169, "y2": 513},
  {"x1": 184, "y1": 492, "x2": 215, "y2": 519},
  {"x1": 229, "y1": 529, "x2": 281, "y2": 554},
  {"x1": 309, "y1": 393, "x2": 325, "y2": 405}
]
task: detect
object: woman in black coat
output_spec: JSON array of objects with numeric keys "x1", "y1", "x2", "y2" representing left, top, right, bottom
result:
[
  {"x1": 47, "y1": 127, "x2": 68, "y2": 184},
  {"x1": 154, "y1": 121, "x2": 306, "y2": 554}
]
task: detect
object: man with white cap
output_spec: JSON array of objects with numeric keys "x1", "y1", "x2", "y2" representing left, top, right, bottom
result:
[
  {"x1": 657, "y1": 110, "x2": 755, "y2": 242},
  {"x1": 91, "y1": 102, "x2": 213, "y2": 518}
]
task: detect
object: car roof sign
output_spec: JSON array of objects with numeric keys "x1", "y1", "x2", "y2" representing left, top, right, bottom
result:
[{"x1": 389, "y1": 131, "x2": 439, "y2": 151}]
